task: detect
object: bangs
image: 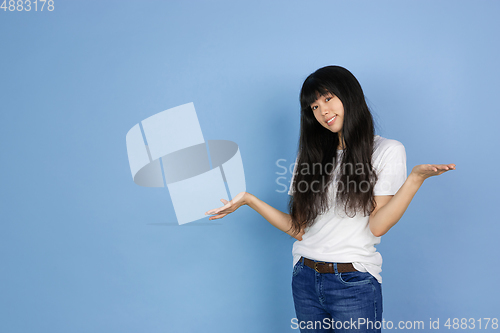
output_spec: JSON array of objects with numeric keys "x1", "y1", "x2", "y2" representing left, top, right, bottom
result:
[{"x1": 300, "y1": 77, "x2": 333, "y2": 108}]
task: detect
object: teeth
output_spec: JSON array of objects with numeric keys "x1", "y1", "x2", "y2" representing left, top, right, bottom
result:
[{"x1": 327, "y1": 116, "x2": 336, "y2": 124}]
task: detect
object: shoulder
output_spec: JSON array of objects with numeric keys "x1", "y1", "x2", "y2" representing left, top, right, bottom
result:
[
  {"x1": 373, "y1": 135, "x2": 406, "y2": 162},
  {"x1": 374, "y1": 135, "x2": 404, "y2": 152}
]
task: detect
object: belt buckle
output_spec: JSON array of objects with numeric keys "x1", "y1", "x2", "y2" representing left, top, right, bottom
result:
[{"x1": 313, "y1": 261, "x2": 326, "y2": 273}]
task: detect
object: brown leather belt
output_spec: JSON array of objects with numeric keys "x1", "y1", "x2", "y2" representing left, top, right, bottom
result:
[{"x1": 301, "y1": 257, "x2": 357, "y2": 273}]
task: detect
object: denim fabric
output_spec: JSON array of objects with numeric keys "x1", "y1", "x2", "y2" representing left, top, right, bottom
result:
[{"x1": 291, "y1": 257, "x2": 382, "y2": 332}]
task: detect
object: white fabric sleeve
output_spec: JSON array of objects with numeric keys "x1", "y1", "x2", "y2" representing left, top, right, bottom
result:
[{"x1": 373, "y1": 144, "x2": 407, "y2": 196}]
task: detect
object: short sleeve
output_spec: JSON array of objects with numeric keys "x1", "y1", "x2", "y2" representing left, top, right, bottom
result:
[{"x1": 373, "y1": 144, "x2": 407, "y2": 196}]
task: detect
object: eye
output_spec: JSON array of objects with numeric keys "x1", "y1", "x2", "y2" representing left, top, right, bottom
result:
[
  {"x1": 311, "y1": 105, "x2": 318, "y2": 111},
  {"x1": 325, "y1": 97, "x2": 332, "y2": 102}
]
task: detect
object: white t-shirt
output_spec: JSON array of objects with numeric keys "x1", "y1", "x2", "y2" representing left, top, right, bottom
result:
[{"x1": 288, "y1": 135, "x2": 407, "y2": 283}]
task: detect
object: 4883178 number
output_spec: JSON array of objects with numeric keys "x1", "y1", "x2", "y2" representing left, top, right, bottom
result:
[
  {"x1": 444, "y1": 318, "x2": 498, "y2": 330},
  {"x1": 1, "y1": 0, "x2": 54, "y2": 11}
]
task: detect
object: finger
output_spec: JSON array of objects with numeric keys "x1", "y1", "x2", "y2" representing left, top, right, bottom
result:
[
  {"x1": 209, "y1": 202, "x2": 232, "y2": 215},
  {"x1": 425, "y1": 164, "x2": 437, "y2": 172},
  {"x1": 206, "y1": 208, "x2": 225, "y2": 215},
  {"x1": 207, "y1": 209, "x2": 221, "y2": 216},
  {"x1": 438, "y1": 164, "x2": 455, "y2": 171},
  {"x1": 431, "y1": 164, "x2": 449, "y2": 171},
  {"x1": 438, "y1": 164, "x2": 456, "y2": 170},
  {"x1": 210, "y1": 213, "x2": 227, "y2": 220}
]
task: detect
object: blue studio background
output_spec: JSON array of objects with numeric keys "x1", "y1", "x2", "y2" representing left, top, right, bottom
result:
[{"x1": 1, "y1": 1, "x2": 499, "y2": 332}]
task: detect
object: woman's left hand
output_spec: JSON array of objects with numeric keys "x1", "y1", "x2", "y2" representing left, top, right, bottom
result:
[{"x1": 410, "y1": 163, "x2": 456, "y2": 182}]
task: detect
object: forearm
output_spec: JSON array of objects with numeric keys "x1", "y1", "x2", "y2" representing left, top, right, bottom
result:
[
  {"x1": 246, "y1": 193, "x2": 303, "y2": 240},
  {"x1": 369, "y1": 173, "x2": 424, "y2": 237}
]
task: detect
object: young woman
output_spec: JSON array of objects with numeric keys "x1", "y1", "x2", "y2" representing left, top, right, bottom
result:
[{"x1": 205, "y1": 65, "x2": 455, "y2": 332}]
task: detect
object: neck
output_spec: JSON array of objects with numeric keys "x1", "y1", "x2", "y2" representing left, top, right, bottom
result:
[{"x1": 338, "y1": 132, "x2": 345, "y2": 150}]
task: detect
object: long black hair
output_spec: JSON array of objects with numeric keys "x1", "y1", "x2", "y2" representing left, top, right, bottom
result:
[{"x1": 288, "y1": 65, "x2": 378, "y2": 236}]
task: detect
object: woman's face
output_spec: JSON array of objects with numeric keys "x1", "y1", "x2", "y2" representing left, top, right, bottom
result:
[{"x1": 310, "y1": 92, "x2": 344, "y2": 134}]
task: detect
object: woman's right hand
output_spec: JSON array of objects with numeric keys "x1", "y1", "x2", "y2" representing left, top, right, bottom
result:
[{"x1": 205, "y1": 192, "x2": 249, "y2": 220}]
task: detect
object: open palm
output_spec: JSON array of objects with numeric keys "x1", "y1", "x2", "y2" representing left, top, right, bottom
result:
[
  {"x1": 411, "y1": 163, "x2": 456, "y2": 181},
  {"x1": 205, "y1": 192, "x2": 247, "y2": 220}
]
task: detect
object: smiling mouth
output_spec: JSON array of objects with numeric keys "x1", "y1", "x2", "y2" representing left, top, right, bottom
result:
[{"x1": 327, "y1": 116, "x2": 337, "y2": 124}]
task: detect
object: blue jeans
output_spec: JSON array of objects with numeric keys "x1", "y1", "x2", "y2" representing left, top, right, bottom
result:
[{"x1": 291, "y1": 257, "x2": 383, "y2": 332}]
